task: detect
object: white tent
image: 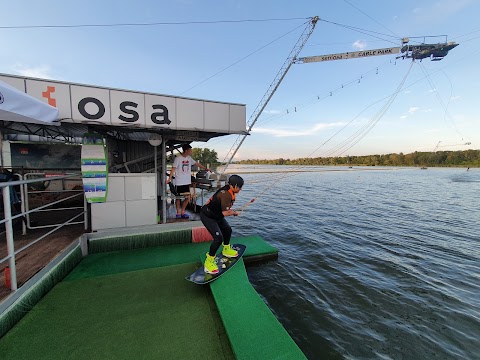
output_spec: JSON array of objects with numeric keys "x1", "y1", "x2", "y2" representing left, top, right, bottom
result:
[{"x1": 0, "y1": 80, "x2": 59, "y2": 125}]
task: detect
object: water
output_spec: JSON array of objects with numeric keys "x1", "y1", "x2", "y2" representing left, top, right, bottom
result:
[{"x1": 226, "y1": 165, "x2": 480, "y2": 359}]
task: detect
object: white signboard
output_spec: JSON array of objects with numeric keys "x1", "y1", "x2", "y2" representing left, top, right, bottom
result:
[
  {"x1": 300, "y1": 47, "x2": 401, "y2": 63},
  {"x1": 0, "y1": 73, "x2": 246, "y2": 134}
]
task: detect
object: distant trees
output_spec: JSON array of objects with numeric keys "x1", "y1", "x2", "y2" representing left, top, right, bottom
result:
[
  {"x1": 236, "y1": 149, "x2": 480, "y2": 167},
  {"x1": 192, "y1": 148, "x2": 218, "y2": 166}
]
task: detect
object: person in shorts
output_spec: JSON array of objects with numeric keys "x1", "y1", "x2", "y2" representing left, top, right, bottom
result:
[{"x1": 167, "y1": 144, "x2": 210, "y2": 219}]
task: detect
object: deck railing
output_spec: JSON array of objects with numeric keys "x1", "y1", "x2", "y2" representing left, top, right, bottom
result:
[
  {"x1": 0, "y1": 173, "x2": 86, "y2": 291},
  {"x1": 23, "y1": 172, "x2": 85, "y2": 231}
]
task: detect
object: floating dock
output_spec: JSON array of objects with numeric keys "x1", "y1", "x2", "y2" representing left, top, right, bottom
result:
[{"x1": 0, "y1": 222, "x2": 306, "y2": 359}]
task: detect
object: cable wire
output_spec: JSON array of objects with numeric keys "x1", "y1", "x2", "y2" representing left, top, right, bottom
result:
[
  {"x1": 417, "y1": 62, "x2": 466, "y2": 141},
  {"x1": 180, "y1": 20, "x2": 309, "y2": 95},
  {"x1": 0, "y1": 17, "x2": 310, "y2": 29},
  {"x1": 342, "y1": 0, "x2": 400, "y2": 38},
  {"x1": 318, "y1": 18, "x2": 400, "y2": 45}
]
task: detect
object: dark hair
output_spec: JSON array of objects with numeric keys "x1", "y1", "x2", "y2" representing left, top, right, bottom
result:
[
  {"x1": 228, "y1": 174, "x2": 244, "y2": 188},
  {"x1": 182, "y1": 144, "x2": 192, "y2": 152}
]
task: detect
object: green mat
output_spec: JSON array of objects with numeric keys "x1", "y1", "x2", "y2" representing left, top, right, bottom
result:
[
  {"x1": 211, "y1": 260, "x2": 307, "y2": 360},
  {"x1": 0, "y1": 235, "x2": 288, "y2": 360},
  {"x1": 0, "y1": 263, "x2": 234, "y2": 360},
  {"x1": 88, "y1": 229, "x2": 193, "y2": 253},
  {"x1": 67, "y1": 235, "x2": 276, "y2": 282}
]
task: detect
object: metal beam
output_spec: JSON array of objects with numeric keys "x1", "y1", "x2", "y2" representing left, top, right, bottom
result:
[
  {"x1": 219, "y1": 16, "x2": 320, "y2": 174},
  {"x1": 297, "y1": 47, "x2": 401, "y2": 64}
]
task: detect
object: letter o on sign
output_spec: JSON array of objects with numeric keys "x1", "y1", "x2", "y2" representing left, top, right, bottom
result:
[{"x1": 78, "y1": 97, "x2": 105, "y2": 120}]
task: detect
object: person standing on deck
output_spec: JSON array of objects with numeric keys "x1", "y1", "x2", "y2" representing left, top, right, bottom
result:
[
  {"x1": 201, "y1": 175, "x2": 243, "y2": 274},
  {"x1": 166, "y1": 144, "x2": 210, "y2": 219}
]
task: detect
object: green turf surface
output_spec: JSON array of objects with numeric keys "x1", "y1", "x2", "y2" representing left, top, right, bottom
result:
[
  {"x1": 0, "y1": 263, "x2": 234, "y2": 360},
  {"x1": 211, "y1": 260, "x2": 307, "y2": 360},
  {"x1": 66, "y1": 235, "x2": 276, "y2": 282},
  {"x1": 88, "y1": 229, "x2": 193, "y2": 253},
  {"x1": 0, "y1": 235, "x2": 286, "y2": 360}
]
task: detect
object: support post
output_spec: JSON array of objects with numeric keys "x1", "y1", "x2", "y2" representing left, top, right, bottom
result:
[
  {"x1": 3, "y1": 186, "x2": 18, "y2": 290},
  {"x1": 154, "y1": 145, "x2": 158, "y2": 222},
  {"x1": 162, "y1": 140, "x2": 167, "y2": 224}
]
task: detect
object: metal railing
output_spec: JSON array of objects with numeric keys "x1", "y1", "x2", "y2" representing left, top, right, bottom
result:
[
  {"x1": 0, "y1": 173, "x2": 86, "y2": 291},
  {"x1": 23, "y1": 172, "x2": 85, "y2": 230}
]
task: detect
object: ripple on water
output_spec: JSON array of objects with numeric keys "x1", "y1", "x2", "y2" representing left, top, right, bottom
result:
[{"x1": 234, "y1": 167, "x2": 480, "y2": 359}]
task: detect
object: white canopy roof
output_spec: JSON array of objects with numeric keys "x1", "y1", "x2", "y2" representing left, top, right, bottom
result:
[{"x1": 0, "y1": 80, "x2": 59, "y2": 125}]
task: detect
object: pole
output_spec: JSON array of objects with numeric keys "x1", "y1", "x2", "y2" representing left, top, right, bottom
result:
[
  {"x1": 161, "y1": 140, "x2": 167, "y2": 224},
  {"x1": 3, "y1": 186, "x2": 17, "y2": 290},
  {"x1": 219, "y1": 16, "x2": 319, "y2": 174},
  {"x1": 154, "y1": 145, "x2": 158, "y2": 222},
  {"x1": 0, "y1": 130, "x2": 4, "y2": 166}
]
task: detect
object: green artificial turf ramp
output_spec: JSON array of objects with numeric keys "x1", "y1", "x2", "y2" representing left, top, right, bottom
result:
[
  {"x1": 0, "y1": 263, "x2": 234, "y2": 360},
  {"x1": 211, "y1": 260, "x2": 307, "y2": 360},
  {"x1": 0, "y1": 234, "x2": 281, "y2": 360},
  {"x1": 66, "y1": 241, "x2": 213, "y2": 281},
  {"x1": 67, "y1": 235, "x2": 277, "y2": 282}
]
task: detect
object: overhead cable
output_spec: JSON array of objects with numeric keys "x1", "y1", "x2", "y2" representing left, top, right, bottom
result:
[
  {"x1": 0, "y1": 17, "x2": 309, "y2": 29},
  {"x1": 180, "y1": 21, "x2": 309, "y2": 95},
  {"x1": 318, "y1": 18, "x2": 400, "y2": 45},
  {"x1": 342, "y1": 0, "x2": 400, "y2": 38}
]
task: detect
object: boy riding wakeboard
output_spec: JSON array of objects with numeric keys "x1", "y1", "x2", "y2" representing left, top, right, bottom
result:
[{"x1": 200, "y1": 175, "x2": 244, "y2": 274}]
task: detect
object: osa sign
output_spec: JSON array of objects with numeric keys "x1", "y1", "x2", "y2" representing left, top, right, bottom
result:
[
  {"x1": 68, "y1": 84, "x2": 177, "y2": 128},
  {"x1": 78, "y1": 97, "x2": 171, "y2": 125}
]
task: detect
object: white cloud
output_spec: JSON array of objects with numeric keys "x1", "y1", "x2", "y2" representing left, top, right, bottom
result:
[
  {"x1": 424, "y1": 108, "x2": 433, "y2": 113},
  {"x1": 264, "y1": 109, "x2": 283, "y2": 115},
  {"x1": 398, "y1": 106, "x2": 422, "y2": 119},
  {"x1": 253, "y1": 122, "x2": 345, "y2": 137},
  {"x1": 352, "y1": 40, "x2": 367, "y2": 50},
  {"x1": 12, "y1": 64, "x2": 54, "y2": 79},
  {"x1": 413, "y1": 7, "x2": 422, "y2": 14},
  {"x1": 403, "y1": 90, "x2": 412, "y2": 94},
  {"x1": 450, "y1": 95, "x2": 461, "y2": 100},
  {"x1": 427, "y1": 89, "x2": 437, "y2": 93}
]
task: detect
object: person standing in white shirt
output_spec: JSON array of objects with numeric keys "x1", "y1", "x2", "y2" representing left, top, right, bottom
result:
[{"x1": 167, "y1": 144, "x2": 210, "y2": 219}]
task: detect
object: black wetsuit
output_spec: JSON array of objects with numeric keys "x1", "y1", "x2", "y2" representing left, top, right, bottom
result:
[{"x1": 200, "y1": 185, "x2": 235, "y2": 256}]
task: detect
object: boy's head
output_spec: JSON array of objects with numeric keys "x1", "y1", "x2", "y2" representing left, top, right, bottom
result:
[
  {"x1": 182, "y1": 144, "x2": 192, "y2": 154},
  {"x1": 228, "y1": 175, "x2": 244, "y2": 192}
]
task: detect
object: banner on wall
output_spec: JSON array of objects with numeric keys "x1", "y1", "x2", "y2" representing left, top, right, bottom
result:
[{"x1": 81, "y1": 134, "x2": 108, "y2": 203}]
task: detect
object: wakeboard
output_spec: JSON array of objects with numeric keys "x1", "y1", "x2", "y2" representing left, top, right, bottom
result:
[{"x1": 186, "y1": 244, "x2": 246, "y2": 285}]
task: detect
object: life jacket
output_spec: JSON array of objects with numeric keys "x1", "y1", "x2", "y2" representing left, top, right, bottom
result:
[{"x1": 202, "y1": 185, "x2": 235, "y2": 219}]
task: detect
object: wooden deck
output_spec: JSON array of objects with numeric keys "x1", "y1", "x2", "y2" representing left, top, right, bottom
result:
[{"x1": 0, "y1": 221, "x2": 85, "y2": 302}]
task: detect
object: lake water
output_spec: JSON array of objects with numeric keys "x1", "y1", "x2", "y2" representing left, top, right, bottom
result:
[{"x1": 225, "y1": 165, "x2": 479, "y2": 360}]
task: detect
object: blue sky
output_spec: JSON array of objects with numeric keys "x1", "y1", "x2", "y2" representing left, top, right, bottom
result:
[{"x1": 1, "y1": 0, "x2": 479, "y2": 160}]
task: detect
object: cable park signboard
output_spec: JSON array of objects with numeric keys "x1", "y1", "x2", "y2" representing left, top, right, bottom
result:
[
  {"x1": 0, "y1": 73, "x2": 246, "y2": 134},
  {"x1": 297, "y1": 47, "x2": 401, "y2": 63}
]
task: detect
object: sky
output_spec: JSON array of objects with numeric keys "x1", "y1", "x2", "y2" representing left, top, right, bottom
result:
[{"x1": 1, "y1": 0, "x2": 479, "y2": 160}]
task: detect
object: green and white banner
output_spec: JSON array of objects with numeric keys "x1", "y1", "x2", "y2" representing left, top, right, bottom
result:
[{"x1": 81, "y1": 134, "x2": 108, "y2": 203}]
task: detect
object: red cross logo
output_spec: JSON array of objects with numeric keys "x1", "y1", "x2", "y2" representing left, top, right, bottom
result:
[{"x1": 42, "y1": 86, "x2": 57, "y2": 107}]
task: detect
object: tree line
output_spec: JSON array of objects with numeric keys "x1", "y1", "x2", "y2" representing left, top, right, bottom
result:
[
  {"x1": 192, "y1": 148, "x2": 218, "y2": 166},
  {"x1": 235, "y1": 149, "x2": 480, "y2": 167}
]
